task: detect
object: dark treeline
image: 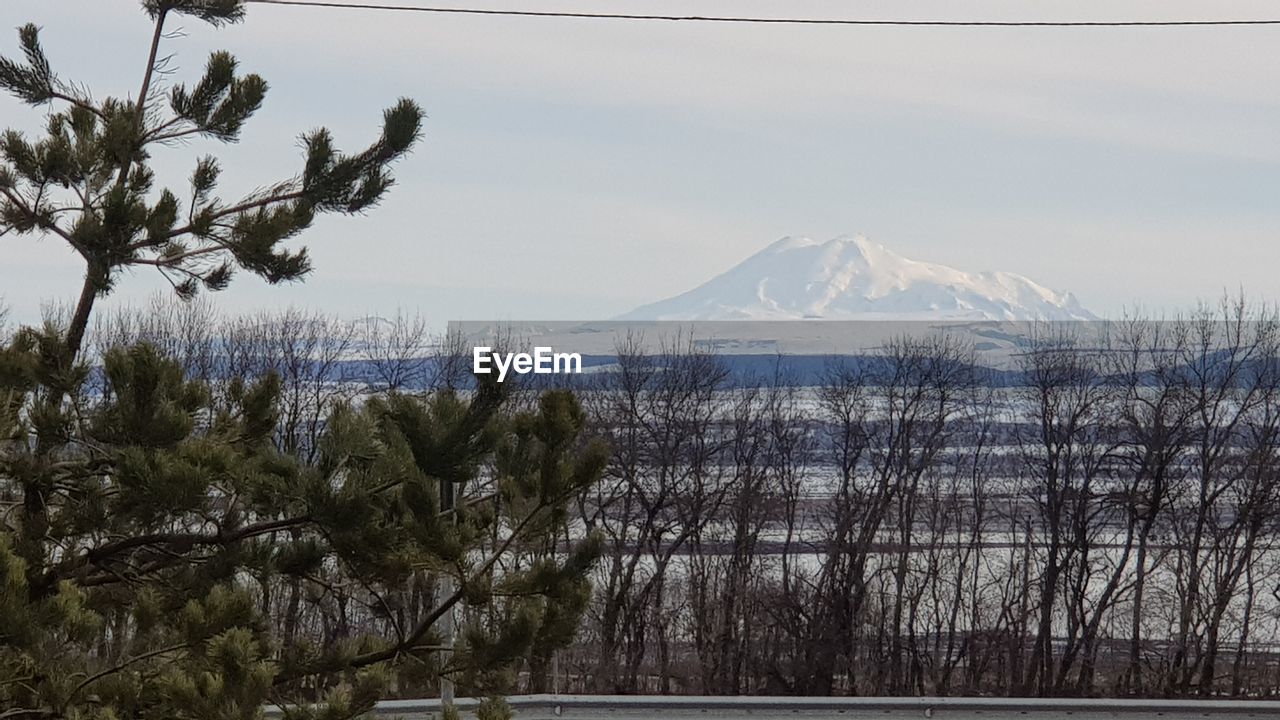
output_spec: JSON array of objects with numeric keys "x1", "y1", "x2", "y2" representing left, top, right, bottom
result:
[{"x1": 14, "y1": 296, "x2": 1280, "y2": 701}]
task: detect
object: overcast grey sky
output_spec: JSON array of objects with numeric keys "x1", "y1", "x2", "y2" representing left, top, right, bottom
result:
[{"x1": 3, "y1": 1, "x2": 1280, "y2": 325}]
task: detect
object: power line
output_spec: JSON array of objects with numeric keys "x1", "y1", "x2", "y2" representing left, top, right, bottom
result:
[{"x1": 242, "y1": 0, "x2": 1280, "y2": 28}]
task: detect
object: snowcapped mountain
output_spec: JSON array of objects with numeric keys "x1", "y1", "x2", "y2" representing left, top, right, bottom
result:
[{"x1": 620, "y1": 235, "x2": 1096, "y2": 321}]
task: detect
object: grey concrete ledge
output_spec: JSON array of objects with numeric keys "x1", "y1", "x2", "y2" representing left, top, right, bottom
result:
[{"x1": 317, "y1": 694, "x2": 1280, "y2": 719}]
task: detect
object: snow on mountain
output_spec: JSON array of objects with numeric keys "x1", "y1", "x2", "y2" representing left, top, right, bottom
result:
[{"x1": 619, "y1": 235, "x2": 1096, "y2": 321}]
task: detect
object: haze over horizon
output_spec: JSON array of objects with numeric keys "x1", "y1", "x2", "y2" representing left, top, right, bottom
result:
[{"x1": 5, "y1": 1, "x2": 1280, "y2": 325}]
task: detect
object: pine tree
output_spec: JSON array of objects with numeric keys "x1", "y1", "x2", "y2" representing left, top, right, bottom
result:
[
  {"x1": 0, "y1": 3, "x2": 606, "y2": 717},
  {"x1": 0, "y1": 0, "x2": 422, "y2": 361},
  {"x1": 0, "y1": 336, "x2": 605, "y2": 717}
]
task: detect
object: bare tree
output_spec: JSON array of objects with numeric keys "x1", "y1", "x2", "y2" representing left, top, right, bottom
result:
[
  {"x1": 356, "y1": 310, "x2": 431, "y2": 393},
  {"x1": 1166, "y1": 300, "x2": 1280, "y2": 694},
  {"x1": 1012, "y1": 325, "x2": 1117, "y2": 695},
  {"x1": 583, "y1": 333, "x2": 730, "y2": 692}
]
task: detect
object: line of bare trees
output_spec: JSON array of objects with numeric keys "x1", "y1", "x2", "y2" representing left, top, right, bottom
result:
[
  {"x1": 566, "y1": 303, "x2": 1280, "y2": 699},
  {"x1": 13, "y1": 296, "x2": 1280, "y2": 699}
]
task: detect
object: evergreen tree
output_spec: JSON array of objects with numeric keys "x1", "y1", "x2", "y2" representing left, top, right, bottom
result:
[
  {"x1": 0, "y1": 336, "x2": 605, "y2": 717},
  {"x1": 0, "y1": 0, "x2": 422, "y2": 361},
  {"x1": 0, "y1": 3, "x2": 607, "y2": 717}
]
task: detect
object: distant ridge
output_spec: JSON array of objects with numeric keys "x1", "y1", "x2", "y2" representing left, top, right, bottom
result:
[{"x1": 620, "y1": 235, "x2": 1096, "y2": 321}]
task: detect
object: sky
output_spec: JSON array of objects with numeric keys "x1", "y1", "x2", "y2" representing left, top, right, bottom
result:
[{"x1": 3, "y1": 0, "x2": 1280, "y2": 326}]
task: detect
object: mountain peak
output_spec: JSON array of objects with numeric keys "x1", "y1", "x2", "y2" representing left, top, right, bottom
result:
[
  {"x1": 836, "y1": 233, "x2": 883, "y2": 252},
  {"x1": 772, "y1": 234, "x2": 883, "y2": 255},
  {"x1": 620, "y1": 234, "x2": 1096, "y2": 321},
  {"x1": 763, "y1": 235, "x2": 819, "y2": 253}
]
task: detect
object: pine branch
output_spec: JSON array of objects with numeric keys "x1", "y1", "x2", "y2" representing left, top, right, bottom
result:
[
  {"x1": 63, "y1": 642, "x2": 193, "y2": 709},
  {"x1": 35, "y1": 514, "x2": 314, "y2": 596},
  {"x1": 0, "y1": 186, "x2": 85, "y2": 257},
  {"x1": 127, "y1": 188, "x2": 306, "y2": 251},
  {"x1": 277, "y1": 482, "x2": 583, "y2": 683}
]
